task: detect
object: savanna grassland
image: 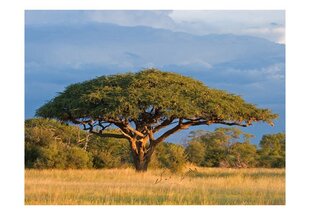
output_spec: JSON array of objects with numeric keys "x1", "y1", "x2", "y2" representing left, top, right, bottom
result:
[{"x1": 25, "y1": 167, "x2": 285, "y2": 205}]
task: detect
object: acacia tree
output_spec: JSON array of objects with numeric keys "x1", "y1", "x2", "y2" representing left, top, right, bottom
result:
[{"x1": 36, "y1": 69, "x2": 277, "y2": 171}]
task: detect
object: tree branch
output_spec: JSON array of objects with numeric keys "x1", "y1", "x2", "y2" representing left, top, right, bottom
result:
[
  {"x1": 215, "y1": 121, "x2": 248, "y2": 127},
  {"x1": 118, "y1": 130, "x2": 133, "y2": 141},
  {"x1": 181, "y1": 119, "x2": 249, "y2": 127},
  {"x1": 152, "y1": 118, "x2": 191, "y2": 146},
  {"x1": 150, "y1": 118, "x2": 249, "y2": 148},
  {"x1": 153, "y1": 118, "x2": 175, "y2": 133},
  {"x1": 126, "y1": 125, "x2": 145, "y2": 137},
  {"x1": 189, "y1": 120, "x2": 248, "y2": 127}
]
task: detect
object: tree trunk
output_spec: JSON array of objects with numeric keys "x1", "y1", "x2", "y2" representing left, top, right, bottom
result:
[
  {"x1": 130, "y1": 139, "x2": 154, "y2": 172},
  {"x1": 133, "y1": 154, "x2": 149, "y2": 172}
]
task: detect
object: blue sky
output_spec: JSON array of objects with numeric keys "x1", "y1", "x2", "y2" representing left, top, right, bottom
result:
[{"x1": 25, "y1": 10, "x2": 285, "y2": 145}]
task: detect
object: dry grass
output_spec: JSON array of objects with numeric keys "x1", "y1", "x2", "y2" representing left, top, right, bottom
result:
[{"x1": 25, "y1": 167, "x2": 285, "y2": 205}]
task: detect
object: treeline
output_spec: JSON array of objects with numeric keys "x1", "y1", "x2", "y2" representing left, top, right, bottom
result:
[
  {"x1": 25, "y1": 118, "x2": 285, "y2": 171},
  {"x1": 186, "y1": 128, "x2": 285, "y2": 168}
]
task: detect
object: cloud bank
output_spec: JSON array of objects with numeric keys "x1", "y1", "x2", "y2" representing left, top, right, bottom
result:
[{"x1": 26, "y1": 10, "x2": 285, "y2": 43}]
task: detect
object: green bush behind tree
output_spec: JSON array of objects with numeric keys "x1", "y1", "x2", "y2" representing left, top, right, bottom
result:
[
  {"x1": 25, "y1": 118, "x2": 187, "y2": 170},
  {"x1": 25, "y1": 118, "x2": 285, "y2": 170},
  {"x1": 185, "y1": 128, "x2": 284, "y2": 168},
  {"x1": 258, "y1": 133, "x2": 285, "y2": 168}
]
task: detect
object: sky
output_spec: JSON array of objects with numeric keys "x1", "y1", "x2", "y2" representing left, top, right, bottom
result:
[
  {"x1": 25, "y1": 10, "x2": 285, "y2": 43},
  {"x1": 25, "y1": 10, "x2": 285, "y2": 145}
]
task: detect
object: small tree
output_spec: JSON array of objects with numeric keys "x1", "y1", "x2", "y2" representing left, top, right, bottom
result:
[
  {"x1": 227, "y1": 142, "x2": 258, "y2": 168},
  {"x1": 186, "y1": 142, "x2": 206, "y2": 166},
  {"x1": 187, "y1": 128, "x2": 255, "y2": 167},
  {"x1": 258, "y1": 133, "x2": 285, "y2": 168},
  {"x1": 36, "y1": 69, "x2": 277, "y2": 171}
]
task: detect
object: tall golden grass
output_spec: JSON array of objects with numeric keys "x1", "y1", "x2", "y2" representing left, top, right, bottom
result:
[{"x1": 25, "y1": 167, "x2": 285, "y2": 205}]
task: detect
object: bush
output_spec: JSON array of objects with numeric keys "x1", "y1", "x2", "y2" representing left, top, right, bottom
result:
[
  {"x1": 33, "y1": 142, "x2": 66, "y2": 169},
  {"x1": 25, "y1": 118, "x2": 133, "y2": 169},
  {"x1": 258, "y1": 133, "x2": 285, "y2": 168},
  {"x1": 224, "y1": 143, "x2": 258, "y2": 168},
  {"x1": 87, "y1": 135, "x2": 132, "y2": 168},
  {"x1": 155, "y1": 142, "x2": 187, "y2": 172},
  {"x1": 204, "y1": 143, "x2": 227, "y2": 167},
  {"x1": 66, "y1": 147, "x2": 93, "y2": 169},
  {"x1": 185, "y1": 142, "x2": 205, "y2": 166},
  {"x1": 93, "y1": 151, "x2": 121, "y2": 168},
  {"x1": 25, "y1": 118, "x2": 93, "y2": 169},
  {"x1": 33, "y1": 142, "x2": 92, "y2": 169}
]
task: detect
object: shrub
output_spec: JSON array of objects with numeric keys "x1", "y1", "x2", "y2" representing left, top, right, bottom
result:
[
  {"x1": 225, "y1": 143, "x2": 258, "y2": 168},
  {"x1": 66, "y1": 147, "x2": 93, "y2": 169},
  {"x1": 25, "y1": 118, "x2": 93, "y2": 169},
  {"x1": 258, "y1": 133, "x2": 285, "y2": 168},
  {"x1": 185, "y1": 142, "x2": 205, "y2": 166},
  {"x1": 93, "y1": 151, "x2": 121, "y2": 168},
  {"x1": 88, "y1": 135, "x2": 132, "y2": 168},
  {"x1": 155, "y1": 142, "x2": 187, "y2": 172},
  {"x1": 33, "y1": 142, "x2": 92, "y2": 169}
]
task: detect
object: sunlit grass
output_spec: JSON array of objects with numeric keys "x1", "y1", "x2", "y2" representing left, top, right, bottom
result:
[{"x1": 25, "y1": 167, "x2": 285, "y2": 205}]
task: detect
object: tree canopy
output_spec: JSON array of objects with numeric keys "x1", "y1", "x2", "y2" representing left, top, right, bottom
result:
[
  {"x1": 36, "y1": 68, "x2": 278, "y2": 171},
  {"x1": 186, "y1": 128, "x2": 257, "y2": 168},
  {"x1": 258, "y1": 133, "x2": 285, "y2": 168}
]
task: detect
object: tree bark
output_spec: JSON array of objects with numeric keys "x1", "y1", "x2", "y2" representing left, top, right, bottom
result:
[
  {"x1": 130, "y1": 138, "x2": 154, "y2": 172},
  {"x1": 132, "y1": 153, "x2": 149, "y2": 172}
]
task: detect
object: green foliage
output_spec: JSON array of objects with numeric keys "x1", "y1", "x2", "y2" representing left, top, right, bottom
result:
[
  {"x1": 258, "y1": 133, "x2": 285, "y2": 168},
  {"x1": 154, "y1": 142, "x2": 187, "y2": 172},
  {"x1": 25, "y1": 118, "x2": 187, "y2": 171},
  {"x1": 224, "y1": 143, "x2": 258, "y2": 168},
  {"x1": 36, "y1": 68, "x2": 277, "y2": 127},
  {"x1": 66, "y1": 147, "x2": 93, "y2": 169},
  {"x1": 25, "y1": 118, "x2": 93, "y2": 169},
  {"x1": 185, "y1": 142, "x2": 206, "y2": 166},
  {"x1": 187, "y1": 128, "x2": 257, "y2": 168},
  {"x1": 25, "y1": 118, "x2": 285, "y2": 170},
  {"x1": 33, "y1": 143, "x2": 92, "y2": 169},
  {"x1": 93, "y1": 151, "x2": 121, "y2": 169},
  {"x1": 204, "y1": 143, "x2": 227, "y2": 167},
  {"x1": 87, "y1": 134, "x2": 132, "y2": 168},
  {"x1": 35, "y1": 69, "x2": 278, "y2": 172}
]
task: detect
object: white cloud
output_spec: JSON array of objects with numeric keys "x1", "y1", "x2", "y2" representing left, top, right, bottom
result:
[
  {"x1": 225, "y1": 63, "x2": 285, "y2": 83},
  {"x1": 25, "y1": 10, "x2": 285, "y2": 43},
  {"x1": 241, "y1": 26, "x2": 285, "y2": 44},
  {"x1": 170, "y1": 11, "x2": 284, "y2": 26},
  {"x1": 85, "y1": 10, "x2": 176, "y2": 29},
  {"x1": 169, "y1": 10, "x2": 285, "y2": 44}
]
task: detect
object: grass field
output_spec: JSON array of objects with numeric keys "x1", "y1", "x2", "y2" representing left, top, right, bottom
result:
[{"x1": 25, "y1": 167, "x2": 285, "y2": 205}]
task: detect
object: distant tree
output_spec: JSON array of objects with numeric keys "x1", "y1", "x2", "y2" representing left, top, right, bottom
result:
[
  {"x1": 36, "y1": 69, "x2": 277, "y2": 171},
  {"x1": 185, "y1": 141, "x2": 206, "y2": 166},
  {"x1": 225, "y1": 142, "x2": 258, "y2": 168},
  {"x1": 258, "y1": 133, "x2": 285, "y2": 168},
  {"x1": 187, "y1": 128, "x2": 256, "y2": 167}
]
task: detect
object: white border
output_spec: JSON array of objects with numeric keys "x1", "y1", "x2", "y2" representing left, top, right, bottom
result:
[
  {"x1": 22, "y1": 0, "x2": 286, "y2": 10},
  {"x1": 1, "y1": 0, "x2": 310, "y2": 214}
]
